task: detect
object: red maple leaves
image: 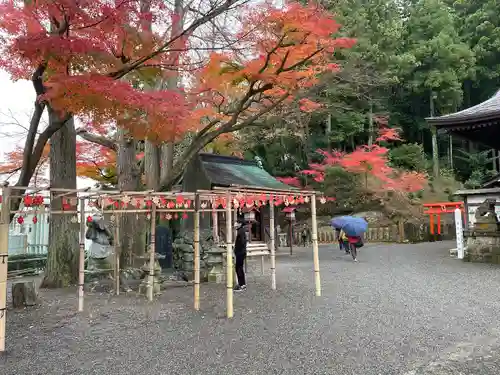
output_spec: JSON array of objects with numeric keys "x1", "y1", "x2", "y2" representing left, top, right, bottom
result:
[
  {"x1": 280, "y1": 122, "x2": 427, "y2": 194},
  {"x1": 0, "y1": 1, "x2": 355, "y2": 149}
]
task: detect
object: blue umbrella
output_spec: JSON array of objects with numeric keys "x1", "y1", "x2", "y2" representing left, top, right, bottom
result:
[
  {"x1": 330, "y1": 216, "x2": 352, "y2": 229},
  {"x1": 340, "y1": 217, "x2": 368, "y2": 237}
]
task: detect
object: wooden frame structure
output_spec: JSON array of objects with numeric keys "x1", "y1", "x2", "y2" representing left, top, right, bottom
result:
[{"x1": 0, "y1": 183, "x2": 325, "y2": 352}]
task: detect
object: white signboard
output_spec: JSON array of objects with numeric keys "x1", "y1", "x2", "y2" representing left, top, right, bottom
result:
[{"x1": 455, "y1": 208, "x2": 464, "y2": 259}]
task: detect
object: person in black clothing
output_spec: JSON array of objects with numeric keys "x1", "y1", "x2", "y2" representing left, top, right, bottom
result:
[{"x1": 234, "y1": 220, "x2": 248, "y2": 292}]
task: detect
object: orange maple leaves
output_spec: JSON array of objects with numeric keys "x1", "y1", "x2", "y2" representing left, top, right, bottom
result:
[
  {"x1": 1, "y1": 1, "x2": 354, "y2": 145},
  {"x1": 0, "y1": 144, "x2": 50, "y2": 185},
  {"x1": 75, "y1": 140, "x2": 117, "y2": 181},
  {"x1": 185, "y1": 2, "x2": 356, "y2": 127}
]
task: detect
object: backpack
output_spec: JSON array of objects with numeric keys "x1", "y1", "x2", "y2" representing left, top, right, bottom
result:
[{"x1": 354, "y1": 237, "x2": 364, "y2": 248}]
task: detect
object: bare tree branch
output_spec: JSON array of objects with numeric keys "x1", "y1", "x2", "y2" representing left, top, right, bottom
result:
[{"x1": 76, "y1": 128, "x2": 117, "y2": 151}]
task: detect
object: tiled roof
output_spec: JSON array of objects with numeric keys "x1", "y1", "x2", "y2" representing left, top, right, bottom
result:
[
  {"x1": 427, "y1": 90, "x2": 500, "y2": 126},
  {"x1": 199, "y1": 153, "x2": 296, "y2": 190}
]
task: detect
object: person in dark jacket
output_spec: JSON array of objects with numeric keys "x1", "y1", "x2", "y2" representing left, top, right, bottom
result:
[{"x1": 234, "y1": 220, "x2": 248, "y2": 292}]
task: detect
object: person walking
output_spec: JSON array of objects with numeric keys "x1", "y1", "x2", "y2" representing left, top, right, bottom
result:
[
  {"x1": 234, "y1": 219, "x2": 248, "y2": 292},
  {"x1": 335, "y1": 228, "x2": 345, "y2": 252},
  {"x1": 301, "y1": 224, "x2": 310, "y2": 246},
  {"x1": 346, "y1": 233, "x2": 364, "y2": 262},
  {"x1": 338, "y1": 228, "x2": 350, "y2": 255}
]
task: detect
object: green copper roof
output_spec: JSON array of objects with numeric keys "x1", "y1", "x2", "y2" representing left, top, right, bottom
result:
[{"x1": 199, "y1": 153, "x2": 296, "y2": 190}]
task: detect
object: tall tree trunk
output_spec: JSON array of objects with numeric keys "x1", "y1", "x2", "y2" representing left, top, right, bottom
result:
[
  {"x1": 430, "y1": 90, "x2": 439, "y2": 178},
  {"x1": 117, "y1": 129, "x2": 146, "y2": 268},
  {"x1": 160, "y1": 0, "x2": 184, "y2": 184},
  {"x1": 367, "y1": 100, "x2": 373, "y2": 146},
  {"x1": 144, "y1": 142, "x2": 160, "y2": 189},
  {"x1": 42, "y1": 111, "x2": 78, "y2": 288},
  {"x1": 431, "y1": 126, "x2": 439, "y2": 178},
  {"x1": 326, "y1": 113, "x2": 332, "y2": 152}
]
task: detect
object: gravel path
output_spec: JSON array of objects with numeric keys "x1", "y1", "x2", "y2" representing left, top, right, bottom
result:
[{"x1": 2, "y1": 241, "x2": 500, "y2": 374}]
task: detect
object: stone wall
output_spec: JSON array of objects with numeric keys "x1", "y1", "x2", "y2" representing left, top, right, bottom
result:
[
  {"x1": 172, "y1": 230, "x2": 225, "y2": 282},
  {"x1": 465, "y1": 233, "x2": 500, "y2": 264}
]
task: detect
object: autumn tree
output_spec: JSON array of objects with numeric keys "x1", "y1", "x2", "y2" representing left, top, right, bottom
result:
[
  {"x1": 78, "y1": 2, "x2": 355, "y2": 187},
  {"x1": 1, "y1": 1, "x2": 354, "y2": 284},
  {"x1": 279, "y1": 117, "x2": 427, "y2": 217},
  {"x1": 0, "y1": 0, "x2": 250, "y2": 286}
]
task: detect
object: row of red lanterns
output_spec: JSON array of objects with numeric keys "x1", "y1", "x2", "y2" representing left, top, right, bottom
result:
[{"x1": 82, "y1": 194, "x2": 334, "y2": 211}]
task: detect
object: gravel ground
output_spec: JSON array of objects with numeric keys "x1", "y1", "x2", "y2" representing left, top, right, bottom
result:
[{"x1": 2, "y1": 241, "x2": 500, "y2": 375}]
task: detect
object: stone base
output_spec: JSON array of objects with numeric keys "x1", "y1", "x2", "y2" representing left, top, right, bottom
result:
[
  {"x1": 465, "y1": 235, "x2": 500, "y2": 263},
  {"x1": 207, "y1": 265, "x2": 225, "y2": 284},
  {"x1": 11, "y1": 281, "x2": 38, "y2": 308},
  {"x1": 138, "y1": 277, "x2": 162, "y2": 296}
]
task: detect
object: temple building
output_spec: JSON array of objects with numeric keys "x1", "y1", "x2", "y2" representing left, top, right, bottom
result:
[{"x1": 427, "y1": 90, "x2": 500, "y2": 262}]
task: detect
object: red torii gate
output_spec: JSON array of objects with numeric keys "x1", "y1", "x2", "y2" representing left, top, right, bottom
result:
[{"x1": 423, "y1": 202, "x2": 465, "y2": 235}]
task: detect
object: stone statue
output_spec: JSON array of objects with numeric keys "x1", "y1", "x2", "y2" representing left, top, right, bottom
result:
[
  {"x1": 85, "y1": 213, "x2": 114, "y2": 264},
  {"x1": 473, "y1": 199, "x2": 499, "y2": 232},
  {"x1": 85, "y1": 212, "x2": 133, "y2": 292}
]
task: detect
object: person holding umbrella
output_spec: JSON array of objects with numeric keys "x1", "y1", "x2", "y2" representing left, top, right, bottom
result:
[
  {"x1": 342, "y1": 217, "x2": 367, "y2": 262},
  {"x1": 331, "y1": 216, "x2": 368, "y2": 261},
  {"x1": 331, "y1": 216, "x2": 351, "y2": 253}
]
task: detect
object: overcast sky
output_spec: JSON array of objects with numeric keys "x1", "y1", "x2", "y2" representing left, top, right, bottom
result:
[{"x1": 0, "y1": 69, "x2": 93, "y2": 188}]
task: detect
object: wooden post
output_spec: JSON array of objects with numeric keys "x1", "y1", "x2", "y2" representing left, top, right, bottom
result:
[
  {"x1": 225, "y1": 191, "x2": 233, "y2": 318},
  {"x1": 212, "y1": 206, "x2": 219, "y2": 243},
  {"x1": 78, "y1": 197, "x2": 85, "y2": 312},
  {"x1": 269, "y1": 203, "x2": 276, "y2": 290},
  {"x1": 194, "y1": 194, "x2": 200, "y2": 311},
  {"x1": 311, "y1": 195, "x2": 321, "y2": 297},
  {"x1": 398, "y1": 219, "x2": 405, "y2": 243},
  {"x1": 147, "y1": 202, "x2": 156, "y2": 302},
  {"x1": 0, "y1": 186, "x2": 11, "y2": 352},
  {"x1": 114, "y1": 214, "x2": 120, "y2": 296}
]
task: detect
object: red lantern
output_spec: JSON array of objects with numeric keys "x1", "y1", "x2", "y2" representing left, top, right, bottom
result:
[
  {"x1": 23, "y1": 195, "x2": 33, "y2": 207},
  {"x1": 33, "y1": 195, "x2": 44, "y2": 206},
  {"x1": 87, "y1": 215, "x2": 93, "y2": 223},
  {"x1": 174, "y1": 213, "x2": 179, "y2": 219},
  {"x1": 182, "y1": 212, "x2": 188, "y2": 219},
  {"x1": 114, "y1": 201, "x2": 119, "y2": 208},
  {"x1": 32, "y1": 216, "x2": 38, "y2": 224},
  {"x1": 17, "y1": 216, "x2": 24, "y2": 224}
]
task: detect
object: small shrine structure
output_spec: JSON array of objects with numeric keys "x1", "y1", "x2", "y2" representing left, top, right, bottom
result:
[
  {"x1": 427, "y1": 89, "x2": 500, "y2": 262},
  {"x1": 182, "y1": 153, "x2": 296, "y2": 244}
]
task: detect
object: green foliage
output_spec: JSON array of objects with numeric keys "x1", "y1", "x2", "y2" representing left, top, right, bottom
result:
[
  {"x1": 454, "y1": 149, "x2": 496, "y2": 183},
  {"x1": 241, "y1": 0, "x2": 497, "y2": 206},
  {"x1": 399, "y1": 0, "x2": 475, "y2": 112},
  {"x1": 389, "y1": 143, "x2": 426, "y2": 171},
  {"x1": 323, "y1": 166, "x2": 362, "y2": 208},
  {"x1": 464, "y1": 170, "x2": 487, "y2": 189}
]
